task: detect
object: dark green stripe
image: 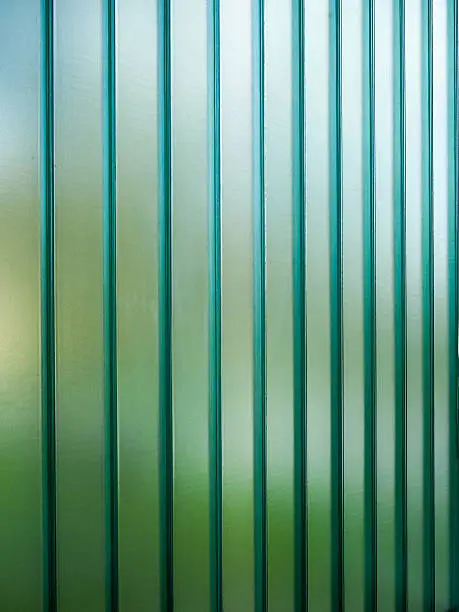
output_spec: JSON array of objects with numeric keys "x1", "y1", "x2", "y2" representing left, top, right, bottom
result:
[
  {"x1": 329, "y1": 0, "x2": 344, "y2": 608},
  {"x1": 363, "y1": 0, "x2": 377, "y2": 609},
  {"x1": 421, "y1": 1, "x2": 435, "y2": 609},
  {"x1": 448, "y1": 0, "x2": 459, "y2": 608},
  {"x1": 292, "y1": 0, "x2": 307, "y2": 610},
  {"x1": 394, "y1": 0, "x2": 407, "y2": 609},
  {"x1": 158, "y1": 1, "x2": 173, "y2": 610},
  {"x1": 208, "y1": 0, "x2": 223, "y2": 610},
  {"x1": 103, "y1": 0, "x2": 118, "y2": 609},
  {"x1": 253, "y1": 0, "x2": 267, "y2": 610},
  {"x1": 40, "y1": 0, "x2": 57, "y2": 609}
]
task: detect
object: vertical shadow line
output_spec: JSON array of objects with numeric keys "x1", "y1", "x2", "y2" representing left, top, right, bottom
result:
[
  {"x1": 103, "y1": 0, "x2": 119, "y2": 609},
  {"x1": 329, "y1": 0, "x2": 344, "y2": 609},
  {"x1": 40, "y1": 0, "x2": 57, "y2": 609},
  {"x1": 158, "y1": 1, "x2": 174, "y2": 610},
  {"x1": 421, "y1": 0, "x2": 435, "y2": 609},
  {"x1": 292, "y1": 0, "x2": 307, "y2": 610},
  {"x1": 363, "y1": 0, "x2": 377, "y2": 609},
  {"x1": 252, "y1": 0, "x2": 267, "y2": 610},
  {"x1": 393, "y1": 0, "x2": 407, "y2": 609},
  {"x1": 208, "y1": 0, "x2": 223, "y2": 609}
]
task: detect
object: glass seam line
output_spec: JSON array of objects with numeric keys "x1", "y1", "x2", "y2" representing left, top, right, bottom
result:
[
  {"x1": 158, "y1": 0, "x2": 174, "y2": 610},
  {"x1": 208, "y1": 0, "x2": 223, "y2": 609},
  {"x1": 40, "y1": 0, "x2": 57, "y2": 609},
  {"x1": 103, "y1": 0, "x2": 119, "y2": 609},
  {"x1": 292, "y1": 0, "x2": 307, "y2": 610},
  {"x1": 363, "y1": 0, "x2": 377, "y2": 609},
  {"x1": 394, "y1": 0, "x2": 407, "y2": 609},
  {"x1": 448, "y1": 0, "x2": 459, "y2": 607},
  {"x1": 421, "y1": 0, "x2": 435, "y2": 608},
  {"x1": 253, "y1": 0, "x2": 267, "y2": 610}
]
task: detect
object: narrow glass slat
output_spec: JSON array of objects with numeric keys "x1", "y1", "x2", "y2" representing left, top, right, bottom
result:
[
  {"x1": 447, "y1": 0, "x2": 459, "y2": 607},
  {"x1": 265, "y1": 0, "x2": 295, "y2": 609},
  {"x1": 171, "y1": 0, "x2": 210, "y2": 609},
  {"x1": 0, "y1": 1, "x2": 42, "y2": 608},
  {"x1": 421, "y1": 1, "x2": 435, "y2": 606},
  {"x1": 221, "y1": 0, "x2": 254, "y2": 607},
  {"x1": 405, "y1": 0, "x2": 424, "y2": 606},
  {"x1": 117, "y1": 0, "x2": 161, "y2": 609},
  {"x1": 432, "y1": 1, "x2": 449, "y2": 608},
  {"x1": 304, "y1": 0, "x2": 331, "y2": 608},
  {"x1": 342, "y1": 0, "x2": 365, "y2": 608},
  {"x1": 54, "y1": 0, "x2": 105, "y2": 607},
  {"x1": 393, "y1": 0, "x2": 408, "y2": 608},
  {"x1": 375, "y1": 0, "x2": 396, "y2": 609}
]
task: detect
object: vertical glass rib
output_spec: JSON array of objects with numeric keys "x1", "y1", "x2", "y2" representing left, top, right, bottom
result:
[
  {"x1": 253, "y1": 0, "x2": 267, "y2": 610},
  {"x1": 103, "y1": 0, "x2": 118, "y2": 609},
  {"x1": 448, "y1": 0, "x2": 459, "y2": 607},
  {"x1": 41, "y1": 0, "x2": 57, "y2": 609},
  {"x1": 363, "y1": 0, "x2": 377, "y2": 609},
  {"x1": 292, "y1": 0, "x2": 307, "y2": 610},
  {"x1": 421, "y1": 0, "x2": 435, "y2": 608},
  {"x1": 158, "y1": 0, "x2": 173, "y2": 610},
  {"x1": 394, "y1": 0, "x2": 407, "y2": 609},
  {"x1": 208, "y1": 0, "x2": 222, "y2": 609},
  {"x1": 329, "y1": 0, "x2": 344, "y2": 608}
]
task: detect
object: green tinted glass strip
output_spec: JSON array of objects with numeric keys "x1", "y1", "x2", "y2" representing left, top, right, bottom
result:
[
  {"x1": 103, "y1": 0, "x2": 119, "y2": 609},
  {"x1": 158, "y1": 0, "x2": 174, "y2": 610},
  {"x1": 253, "y1": 0, "x2": 267, "y2": 610},
  {"x1": 448, "y1": 0, "x2": 459, "y2": 607},
  {"x1": 329, "y1": 0, "x2": 344, "y2": 608},
  {"x1": 40, "y1": 0, "x2": 57, "y2": 609},
  {"x1": 393, "y1": 0, "x2": 407, "y2": 609},
  {"x1": 363, "y1": 0, "x2": 377, "y2": 608},
  {"x1": 292, "y1": 0, "x2": 307, "y2": 610},
  {"x1": 208, "y1": 0, "x2": 223, "y2": 609},
  {"x1": 421, "y1": 0, "x2": 435, "y2": 608}
]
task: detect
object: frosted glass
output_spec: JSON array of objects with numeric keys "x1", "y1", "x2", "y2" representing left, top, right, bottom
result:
[
  {"x1": 432, "y1": 1, "x2": 449, "y2": 608},
  {"x1": 117, "y1": 0, "x2": 161, "y2": 609},
  {"x1": 0, "y1": 1, "x2": 42, "y2": 609},
  {"x1": 171, "y1": 0, "x2": 210, "y2": 610},
  {"x1": 405, "y1": 0, "x2": 424, "y2": 607},
  {"x1": 220, "y1": 0, "x2": 254, "y2": 608},
  {"x1": 265, "y1": 0, "x2": 294, "y2": 610},
  {"x1": 375, "y1": 1, "x2": 396, "y2": 609},
  {"x1": 54, "y1": 0, "x2": 105, "y2": 608},
  {"x1": 342, "y1": 1, "x2": 365, "y2": 609},
  {"x1": 304, "y1": 0, "x2": 331, "y2": 609}
]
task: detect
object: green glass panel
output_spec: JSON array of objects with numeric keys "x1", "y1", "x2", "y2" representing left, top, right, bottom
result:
[
  {"x1": 171, "y1": 1, "x2": 210, "y2": 610},
  {"x1": 220, "y1": 0, "x2": 254, "y2": 607},
  {"x1": 432, "y1": 1, "x2": 449, "y2": 608},
  {"x1": 54, "y1": 0, "x2": 105, "y2": 608},
  {"x1": 265, "y1": 1, "x2": 294, "y2": 610},
  {"x1": 117, "y1": 0, "x2": 160, "y2": 609},
  {"x1": 304, "y1": 0, "x2": 331, "y2": 609},
  {"x1": 342, "y1": 1, "x2": 365, "y2": 609},
  {"x1": 405, "y1": 0, "x2": 424, "y2": 607},
  {"x1": 0, "y1": 1, "x2": 42, "y2": 609},
  {"x1": 375, "y1": 1, "x2": 395, "y2": 609}
]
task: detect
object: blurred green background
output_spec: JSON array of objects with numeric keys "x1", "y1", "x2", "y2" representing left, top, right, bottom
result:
[{"x1": 0, "y1": 0, "x2": 452, "y2": 610}]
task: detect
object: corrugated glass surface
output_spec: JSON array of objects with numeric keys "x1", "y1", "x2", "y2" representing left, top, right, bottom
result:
[{"x1": 0, "y1": 1, "x2": 457, "y2": 610}]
